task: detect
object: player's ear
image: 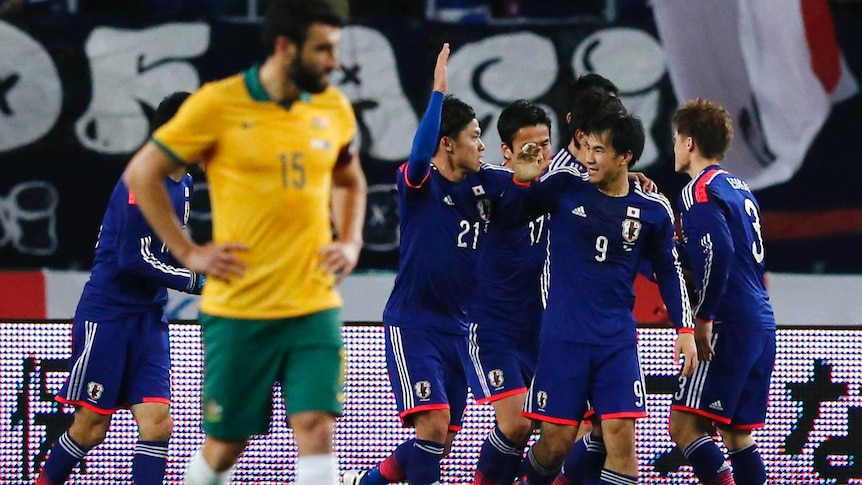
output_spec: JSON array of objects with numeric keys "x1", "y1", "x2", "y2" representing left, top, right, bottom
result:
[
  {"x1": 621, "y1": 151, "x2": 633, "y2": 167},
  {"x1": 274, "y1": 35, "x2": 299, "y2": 63},
  {"x1": 501, "y1": 143, "x2": 513, "y2": 162}
]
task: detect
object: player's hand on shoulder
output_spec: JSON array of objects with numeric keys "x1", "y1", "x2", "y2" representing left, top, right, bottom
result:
[
  {"x1": 180, "y1": 242, "x2": 247, "y2": 283},
  {"x1": 433, "y1": 43, "x2": 450, "y2": 94},
  {"x1": 512, "y1": 142, "x2": 547, "y2": 183},
  {"x1": 629, "y1": 171, "x2": 658, "y2": 193},
  {"x1": 676, "y1": 332, "x2": 698, "y2": 377},
  {"x1": 318, "y1": 240, "x2": 361, "y2": 283}
]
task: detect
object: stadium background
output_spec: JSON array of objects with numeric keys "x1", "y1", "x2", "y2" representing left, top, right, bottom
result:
[{"x1": 1, "y1": 1, "x2": 861, "y2": 483}]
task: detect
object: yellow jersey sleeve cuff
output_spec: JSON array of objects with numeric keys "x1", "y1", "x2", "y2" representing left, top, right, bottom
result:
[{"x1": 150, "y1": 137, "x2": 194, "y2": 167}]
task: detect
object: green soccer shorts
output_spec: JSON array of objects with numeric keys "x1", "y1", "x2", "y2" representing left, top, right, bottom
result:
[{"x1": 198, "y1": 308, "x2": 345, "y2": 440}]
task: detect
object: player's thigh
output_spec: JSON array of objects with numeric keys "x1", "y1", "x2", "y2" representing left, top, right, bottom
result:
[
  {"x1": 58, "y1": 311, "x2": 133, "y2": 413},
  {"x1": 730, "y1": 329, "x2": 776, "y2": 428},
  {"x1": 125, "y1": 310, "x2": 171, "y2": 407},
  {"x1": 446, "y1": 331, "x2": 471, "y2": 431},
  {"x1": 590, "y1": 343, "x2": 647, "y2": 421},
  {"x1": 199, "y1": 313, "x2": 282, "y2": 439},
  {"x1": 467, "y1": 323, "x2": 535, "y2": 404},
  {"x1": 672, "y1": 331, "x2": 762, "y2": 425},
  {"x1": 523, "y1": 339, "x2": 590, "y2": 426},
  {"x1": 281, "y1": 308, "x2": 345, "y2": 417},
  {"x1": 383, "y1": 325, "x2": 463, "y2": 425}
]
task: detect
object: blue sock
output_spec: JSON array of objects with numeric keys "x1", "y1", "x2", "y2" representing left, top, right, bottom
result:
[
  {"x1": 559, "y1": 433, "x2": 588, "y2": 484},
  {"x1": 682, "y1": 435, "x2": 734, "y2": 485},
  {"x1": 560, "y1": 431, "x2": 606, "y2": 483},
  {"x1": 584, "y1": 433, "x2": 606, "y2": 479},
  {"x1": 729, "y1": 443, "x2": 766, "y2": 485},
  {"x1": 133, "y1": 440, "x2": 169, "y2": 485},
  {"x1": 588, "y1": 469, "x2": 636, "y2": 485},
  {"x1": 37, "y1": 431, "x2": 88, "y2": 484},
  {"x1": 520, "y1": 447, "x2": 560, "y2": 485},
  {"x1": 407, "y1": 439, "x2": 445, "y2": 485},
  {"x1": 474, "y1": 424, "x2": 523, "y2": 484},
  {"x1": 363, "y1": 438, "x2": 413, "y2": 485}
]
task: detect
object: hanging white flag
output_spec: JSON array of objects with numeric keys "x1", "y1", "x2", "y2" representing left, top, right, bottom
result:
[{"x1": 652, "y1": 0, "x2": 858, "y2": 190}]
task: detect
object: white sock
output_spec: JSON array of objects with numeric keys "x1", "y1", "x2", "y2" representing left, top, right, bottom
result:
[
  {"x1": 184, "y1": 448, "x2": 232, "y2": 485},
  {"x1": 296, "y1": 453, "x2": 339, "y2": 485}
]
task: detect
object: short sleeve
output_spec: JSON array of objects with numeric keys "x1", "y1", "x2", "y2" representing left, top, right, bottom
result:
[{"x1": 151, "y1": 83, "x2": 221, "y2": 165}]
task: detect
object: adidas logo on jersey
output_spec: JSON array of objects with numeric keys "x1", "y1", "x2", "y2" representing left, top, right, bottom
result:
[
  {"x1": 571, "y1": 206, "x2": 586, "y2": 217},
  {"x1": 443, "y1": 195, "x2": 454, "y2": 205},
  {"x1": 709, "y1": 400, "x2": 724, "y2": 411}
]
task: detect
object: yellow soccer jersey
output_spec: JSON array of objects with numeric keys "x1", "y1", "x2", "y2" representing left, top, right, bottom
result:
[{"x1": 153, "y1": 66, "x2": 357, "y2": 319}]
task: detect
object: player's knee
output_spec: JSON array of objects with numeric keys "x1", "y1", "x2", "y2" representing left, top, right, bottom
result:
[
  {"x1": 600, "y1": 419, "x2": 636, "y2": 455},
  {"x1": 668, "y1": 411, "x2": 702, "y2": 448},
  {"x1": 412, "y1": 410, "x2": 450, "y2": 443},
  {"x1": 497, "y1": 417, "x2": 532, "y2": 444},
  {"x1": 139, "y1": 413, "x2": 173, "y2": 442},
  {"x1": 69, "y1": 413, "x2": 110, "y2": 448},
  {"x1": 290, "y1": 411, "x2": 335, "y2": 453},
  {"x1": 717, "y1": 426, "x2": 754, "y2": 451}
]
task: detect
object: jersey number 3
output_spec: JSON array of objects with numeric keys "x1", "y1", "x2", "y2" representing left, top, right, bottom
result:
[{"x1": 745, "y1": 198, "x2": 765, "y2": 263}]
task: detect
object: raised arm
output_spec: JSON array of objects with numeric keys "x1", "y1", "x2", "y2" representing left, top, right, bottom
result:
[{"x1": 404, "y1": 43, "x2": 450, "y2": 187}]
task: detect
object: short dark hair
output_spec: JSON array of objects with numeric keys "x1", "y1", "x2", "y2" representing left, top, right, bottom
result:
[
  {"x1": 568, "y1": 88, "x2": 625, "y2": 149},
  {"x1": 672, "y1": 98, "x2": 734, "y2": 160},
  {"x1": 438, "y1": 95, "x2": 476, "y2": 149},
  {"x1": 587, "y1": 111, "x2": 645, "y2": 167},
  {"x1": 497, "y1": 99, "x2": 552, "y2": 149},
  {"x1": 261, "y1": 0, "x2": 346, "y2": 52},
  {"x1": 151, "y1": 91, "x2": 190, "y2": 134},
  {"x1": 565, "y1": 73, "x2": 618, "y2": 115}
]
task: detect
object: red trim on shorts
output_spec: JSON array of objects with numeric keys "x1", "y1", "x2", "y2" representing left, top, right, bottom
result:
[
  {"x1": 522, "y1": 411, "x2": 579, "y2": 427},
  {"x1": 448, "y1": 424, "x2": 462, "y2": 432},
  {"x1": 399, "y1": 403, "x2": 449, "y2": 421},
  {"x1": 475, "y1": 388, "x2": 527, "y2": 405},
  {"x1": 399, "y1": 161, "x2": 430, "y2": 189},
  {"x1": 600, "y1": 411, "x2": 648, "y2": 420},
  {"x1": 55, "y1": 396, "x2": 116, "y2": 415},
  {"x1": 141, "y1": 397, "x2": 171, "y2": 405},
  {"x1": 583, "y1": 409, "x2": 596, "y2": 419},
  {"x1": 671, "y1": 404, "x2": 731, "y2": 425},
  {"x1": 720, "y1": 421, "x2": 765, "y2": 431}
]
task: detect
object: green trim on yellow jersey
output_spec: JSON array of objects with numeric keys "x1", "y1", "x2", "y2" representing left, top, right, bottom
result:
[
  {"x1": 242, "y1": 65, "x2": 313, "y2": 110},
  {"x1": 150, "y1": 136, "x2": 193, "y2": 166}
]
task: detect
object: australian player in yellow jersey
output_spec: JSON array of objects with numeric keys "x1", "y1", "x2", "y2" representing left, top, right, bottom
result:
[{"x1": 123, "y1": 1, "x2": 367, "y2": 484}]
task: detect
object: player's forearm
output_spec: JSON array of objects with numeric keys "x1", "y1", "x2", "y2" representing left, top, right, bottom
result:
[
  {"x1": 692, "y1": 233, "x2": 733, "y2": 320},
  {"x1": 656, "y1": 257, "x2": 695, "y2": 333},
  {"x1": 406, "y1": 91, "x2": 444, "y2": 184},
  {"x1": 332, "y1": 169, "x2": 367, "y2": 246},
  {"x1": 332, "y1": 154, "x2": 368, "y2": 247}
]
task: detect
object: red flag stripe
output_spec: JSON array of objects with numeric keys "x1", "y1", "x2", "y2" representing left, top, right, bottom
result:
[{"x1": 800, "y1": 0, "x2": 841, "y2": 94}]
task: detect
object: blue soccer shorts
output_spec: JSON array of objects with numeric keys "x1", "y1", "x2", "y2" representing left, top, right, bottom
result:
[
  {"x1": 57, "y1": 305, "x2": 170, "y2": 414},
  {"x1": 672, "y1": 328, "x2": 776, "y2": 428},
  {"x1": 383, "y1": 324, "x2": 470, "y2": 431}
]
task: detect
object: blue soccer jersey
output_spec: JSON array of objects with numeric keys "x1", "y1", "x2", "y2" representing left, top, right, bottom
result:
[
  {"x1": 79, "y1": 175, "x2": 197, "y2": 312},
  {"x1": 382, "y1": 92, "x2": 483, "y2": 335},
  {"x1": 678, "y1": 165, "x2": 776, "y2": 331},
  {"x1": 459, "y1": 164, "x2": 549, "y2": 333},
  {"x1": 503, "y1": 168, "x2": 693, "y2": 344}
]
